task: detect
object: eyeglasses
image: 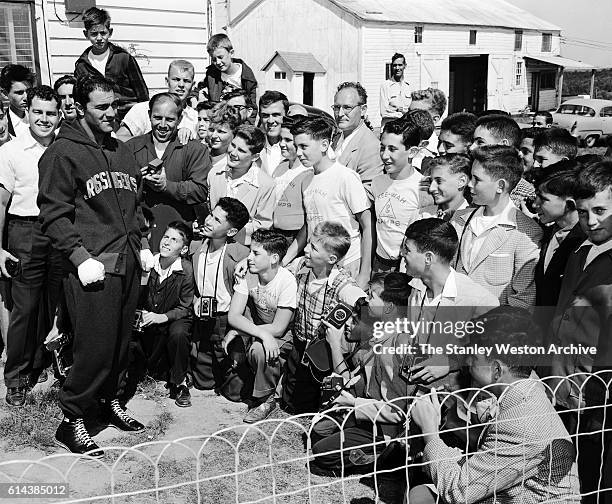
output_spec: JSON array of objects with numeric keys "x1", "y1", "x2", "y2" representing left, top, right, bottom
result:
[{"x1": 331, "y1": 104, "x2": 363, "y2": 114}]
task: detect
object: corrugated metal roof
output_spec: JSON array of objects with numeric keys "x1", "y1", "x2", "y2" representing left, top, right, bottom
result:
[
  {"x1": 261, "y1": 51, "x2": 327, "y2": 73},
  {"x1": 327, "y1": 0, "x2": 561, "y2": 31},
  {"x1": 524, "y1": 54, "x2": 594, "y2": 70}
]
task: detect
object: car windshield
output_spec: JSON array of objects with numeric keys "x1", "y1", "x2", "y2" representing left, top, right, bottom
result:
[{"x1": 557, "y1": 104, "x2": 596, "y2": 117}]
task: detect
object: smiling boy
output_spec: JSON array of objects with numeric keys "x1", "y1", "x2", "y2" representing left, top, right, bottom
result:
[{"x1": 421, "y1": 154, "x2": 471, "y2": 221}]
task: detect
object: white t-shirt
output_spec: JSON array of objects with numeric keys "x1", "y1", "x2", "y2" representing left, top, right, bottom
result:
[
  {"x1": 195, "y1": 241, "x2": 232, "y2": 314},
  {"x1": 234, "y1": 266, "x2": 297, "y2": 325},
  {"x1": 88, "y1": 48, "x2": 110, "y2": 75},
  {"x1": 303, "y1": 162, "x2": 370, "y2": 265},
  {"x1": 221, "y1": 63, "x2": 242, "y2": 92},
  {"x1": 273, "y1": 161, "x2": 311, "y2": 201},
  {"x1": 153, "y1": 138, "x2": 169, "y2": 159},
  {"x1": 121, "y1": 101, "x2": 199, "y2": 137},
  {"x1": 371, "y1": 171, "x2": 421, "y2": 260}
]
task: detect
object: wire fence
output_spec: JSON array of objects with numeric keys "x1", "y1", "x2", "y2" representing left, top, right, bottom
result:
[{"x1": 0, "y1": 372, "x2": 610, "y2": 504}]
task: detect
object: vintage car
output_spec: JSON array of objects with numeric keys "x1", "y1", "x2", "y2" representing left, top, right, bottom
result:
[{"x1": 551, "y1": 98, "x2": 612, "y2": 147}]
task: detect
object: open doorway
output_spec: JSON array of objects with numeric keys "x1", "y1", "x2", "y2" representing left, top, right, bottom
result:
[
  {"x1": 303, "y1": 73, "x2": 314, "y2": 106},
  {"x1": 449, "y1": 55, "x2": 488, "y2": 114}
]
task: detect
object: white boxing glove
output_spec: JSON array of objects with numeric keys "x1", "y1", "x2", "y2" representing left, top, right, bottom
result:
[
  {"x1": 77, "y1": 258, "x2": 105, "y2": 286},
  {"x1": 140, "y1": 248, "x2": 155, "y2": 272}
]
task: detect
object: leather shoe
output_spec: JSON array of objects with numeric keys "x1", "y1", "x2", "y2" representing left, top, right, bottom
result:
[
  {"x1": 5, "y1": 387, "x2": 27, "y2": 407},
  {"x1": 55, "y1": 417, "x2": 104, "y2": 459},
  {"x1": 174, "y1": 385, "x2": 191, "y2": 408},
  {"x1": 102, "y1": 399, "x2": 145, "y2": 432}
]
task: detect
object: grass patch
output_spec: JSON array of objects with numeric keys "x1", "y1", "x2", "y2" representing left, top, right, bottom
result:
[{"x1": 108, "y1": 410, "x2": 175, "y2": 448}]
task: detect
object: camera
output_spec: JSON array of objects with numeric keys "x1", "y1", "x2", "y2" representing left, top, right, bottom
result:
[
  {"x1": 45, "y1": 332, "x2": 73, "y2": 378},
  {"x1": 199, "y1": 296, "x2": 218, "y2": 320},
  {"x1": 5, "y1": 257, "x2": 21, "y2": 278},
  {"x1": 325, "y1": 301, "x2": 353, "y2": 329},
  {"x1": 320, "y1": 375, "x2": 345, "y2": 404},
  {"x1": 144, "y1": 158, "x2": 163, "y2": 176},
  {"x1": 399, "y1": 348, "x2": 427, "y2": 384},
  {"x1": 133, "y1": 309, "x2": 144, "y2": 332}
]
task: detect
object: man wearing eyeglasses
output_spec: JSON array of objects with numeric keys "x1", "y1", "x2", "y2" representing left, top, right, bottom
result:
[
  {"x1": 222, "y1": 89, "x2": 254, "y2": 125},
  {"x1": 333, "y1": 82, "x2": 383, "y2": 199},
  {"x1": 379, "y1": 53, "x2": 411, "y2": 129}
]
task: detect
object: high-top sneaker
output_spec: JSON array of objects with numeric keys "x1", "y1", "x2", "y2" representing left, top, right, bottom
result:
[
  {"x1": 102, "y1": 399, "x2": 145, "y2": 432},
  {"x1": 55, "y1": 417, "x2": 104, "y2": 459}
]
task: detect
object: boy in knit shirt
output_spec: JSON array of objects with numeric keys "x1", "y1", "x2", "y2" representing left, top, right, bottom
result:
[
  {"x1": 283, "y1": 117, "x2": 372, "y2": 289},
  {"x1": 371, "y1": 118, "x2": 422, "y2": 272}
]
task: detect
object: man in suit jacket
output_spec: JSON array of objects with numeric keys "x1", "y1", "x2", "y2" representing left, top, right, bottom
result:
[
  {"x1": 451, "y1": 146, "x2": 542, "y2": 309},
  {"x1": 333, "y1": 82, "x2": 383, "y2": 198},
  {"x1": 409, "y1": 306, "x2": 581, "y2": 504}
]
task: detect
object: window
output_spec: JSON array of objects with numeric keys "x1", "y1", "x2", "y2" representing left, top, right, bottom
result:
[
  {"x1": 557, "y1": 104, "x2": 595, "y2": 116},
  {"x1": 469, "y1": 30, "x2": 477, "y2": 45},
  {"x1": 385, "y1": 63, "x2": 392, "y2": 80},
  {"x1": 414, "y1": 26, "x2": 423, "y2": 44},
  {"x1": 430, "y1": 81, "x2": 439, "y2": 89},
  {"x1": 274, "y1": 71, "x2": 287, "y2": 80},
  {"x1": 514, "y1": 30, "x2": 523, "y2": 51},
  {"x1": 600, "y1": 107, "x2": 612, "y2": 117},
  {"x1": 541, "y1": 33, "x2": 552, "y2": 52},
  {"x1": 515, "y1": 61, "x2": 523, "y2": 87},
  {"x1": 540, "y1": 71, "x2": 556, "y2": 90},
  {"x1": 0, "y1": 2, "x2": 38, "y2": 73}
]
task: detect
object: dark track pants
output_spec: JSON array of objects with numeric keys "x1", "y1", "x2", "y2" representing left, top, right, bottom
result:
[
  {"x1": 4, "y1": 220, "x2": 63, "y2": 388},
  {"x1": 59, "y1": 253, "x2": 140, "y2": 418}
]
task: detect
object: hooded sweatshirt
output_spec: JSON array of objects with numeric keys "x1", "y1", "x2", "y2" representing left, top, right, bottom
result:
[{"x1": 37, "y1": 119, "x2": 147, "y2": 275}]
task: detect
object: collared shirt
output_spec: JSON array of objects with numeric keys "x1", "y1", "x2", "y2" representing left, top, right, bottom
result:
[
  {"x1": 335, "y1": 123, "x2": 363, "y2": 159},
  {"x1": 9, "y1": 108, "x2": 29, "y2": 137},
  {"x1": 379, "y1": 78, "x2": 411, "y2": 119},
  {"x1": 260, "y1": 139, "x2": 282, "y2": 176},
  {"x1": 510, "y1": 177, "x2": 537, "y2": 209},
  {"x1": 226, "y1": 165, "x2": 261, "y2": 198},
  {"x1": 153, "y1": 253, "x2": 183, "y2": 283},
  {"x1": 578, "y1": 238, "x2": 612, "y2": 271},
  {"x1": 543, "y1": 225, "x2": 573, "y2": 272},
  {"x1": 436, "y1": 198, "x2": 469, "y2": 220},
  {"x1": 408, "y1": 268, "x2": 458, "y2": 307},
  {"x1": 121, "y1": 101, "x2": 198, "y2": 137},
  {"x1": 195, "y1": 239, "x2": 231, "y2": 314},
  {"x1": 461, "y1": 200, "x2": 516, "y2": 272},
  {"x1": 0, "y1": 128, "x2": 49, "y2": 216}
]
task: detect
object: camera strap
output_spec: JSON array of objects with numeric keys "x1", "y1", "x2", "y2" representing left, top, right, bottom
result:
[
  {"x1": 454, "y1": 207, "x2": 479, "y2": 270},
  {"x1": 201, "y1": 241, "x2": 226, "y2": 299}
]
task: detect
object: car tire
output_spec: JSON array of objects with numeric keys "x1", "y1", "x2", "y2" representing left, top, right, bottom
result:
[{"x1": 584, "y1": 135, "x2": 599, "y2": 148}]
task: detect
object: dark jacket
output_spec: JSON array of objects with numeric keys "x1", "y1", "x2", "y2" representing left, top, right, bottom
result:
[
  {"x1": 204, "y1": 58, "x2": 257, "y2": 107},
  {"x1": 75, "y1": 42, "x2": 149, "y2": 112},
  {"x1": 126, "y1": 133, "x2": 211, "y2": 223},
  {"x1": 145, "y1": 257, "x2": 194, "y2": 321},
  {"x1": 37, "y1": 119, "x2": 146, "y2": 274},
  {"x1": 535, "y1": 222, "x2": 587, "y2": 308}
]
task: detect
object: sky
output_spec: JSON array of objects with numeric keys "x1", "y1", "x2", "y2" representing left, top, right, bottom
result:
[{"x1": 507, "y1": 0, "x2": 612, "y2": 68}]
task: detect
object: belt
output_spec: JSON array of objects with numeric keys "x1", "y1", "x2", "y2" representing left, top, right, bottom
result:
[
  {"x1": 375, "y1": 254, "x2": 401, "y2": 267},
  {"x1": 8, "y1": 214, "x2": 39, "y2": 222}
]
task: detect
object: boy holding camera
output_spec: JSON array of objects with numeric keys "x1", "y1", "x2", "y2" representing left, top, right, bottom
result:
[
  {"x1": 281, "y1": 221, "x2": 366, "y2": 414},
  {"x1": 134, "y1": 221, "x2": 195, "y2": 407},
  {"x1": 190, "y1": 197, "x2": 251, "y2": 395},
  {"x1": 223, "y1": 229, "x2": 297, "y2": 423}
]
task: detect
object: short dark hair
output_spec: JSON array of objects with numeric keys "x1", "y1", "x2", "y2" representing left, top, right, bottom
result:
[
  {"x1": 53, "y1": 74, "x2": 77, "y2": 93},
  {"x1": 148, "y1": 92, "x2": 183, "y2": 117},
  {"x1": 404, "y1": 218, "x2": 458, "y2": 264},
  {"x1": 166, "y1": 220, "x2": 193, "y2": 247},
  {"x1": 475, "y1": 114, "x2": 522, "y2": 149},
  {"x1": 74, "y1": 75, "x2": 115, "y2": 107},
  {"x1": 234, "y1": 125, "x2": 266, "y2": 154},
  {"x1": 403, "y1": 109, "x2": 434, "y2": 140},
  {"x1": 533, "y1": 111, "x2": 553, "y2": 125},
  {"x1": 573, "y1": 160, "x2": 612, "y2": 200},
  {"x1": 336, "y1": 82, "x2": 367, "y2": 105},
  {"x1": 312, "y1": 221, "x2": 351, "y2": 261},
  {"x1": 250, "y1": 229, "x2": 289, "y2": 261},
  {"x1": 26, "y1": 85, "x2": 61, "y2": 110},
  {"x1": 382, "y1": 118, "x2": 422, "y2": 148},
  {"x1": 471, "y1": 145, "x2": 523, "y2": 192},
  {"x1": 533, "y1": 127, "x2": 578, "y2": 160},
  {"x1": 0, "y1": 64, "x2": 35, "y2": 93},
  {"x1": 428, "y1": 153, "x2": 472, "y2": 177},
  {"x1": 216, "y1": 197, "x2": 250, "y2": 231},
  {"x1": 470, "y1": 306, "x2": 541, "y2": 377},
  {"x1": 520, "y1": 127, "x2": 539, "y2": 141},
  {"x1": 82, "y1": 7, "x2": 111, "y2": 31},
  {"x1": 221, "y1": 89, "x2": 248, "y2": 102},
  {"x1": 291, "y1": 116, "x2": 333, "y2": 142},
  {"x1": 391, "y1": 53, "x2": 406, "y2": 64},
  {"x1": 534, "y1": 161, "x2": 581, "y2": 198},
  {"x1": 196, "y1": 101, "x2": 214, "y2": 112},
  {"x1": 258, "y1": 90, "x2": 289, "y2": 113},
  {"x1": 206, "y1": 33, "x2": 233, "y2": 54},
  {"x1": 440, "y1": 112, "x2": 477, "y2": 143},
  {"x1": 411, "y1": 88, "x2": 447, "y2": 118},
  {"x1": 370, "y1": 272, "x2": 412, "y2": 307}
]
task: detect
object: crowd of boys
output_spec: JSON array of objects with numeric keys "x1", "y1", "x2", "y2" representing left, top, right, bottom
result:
[{"x1": 0, "y1": 7, "x2": 610, "y2": 503}]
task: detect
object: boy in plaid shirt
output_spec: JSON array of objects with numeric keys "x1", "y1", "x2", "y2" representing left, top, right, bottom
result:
[{"x1": 280, "y1": 221, "x2": 366, "y2": 413}]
